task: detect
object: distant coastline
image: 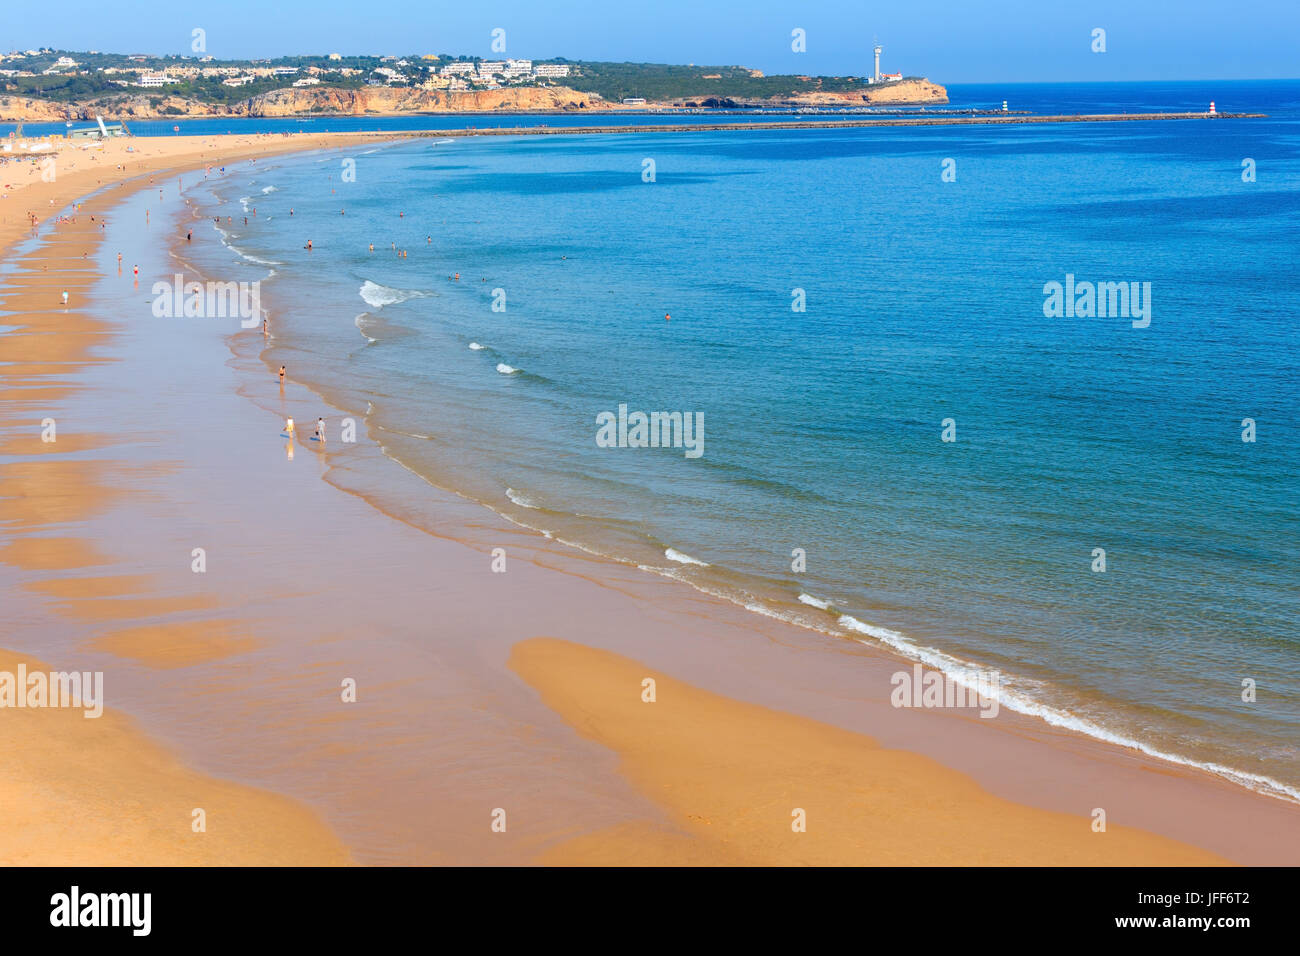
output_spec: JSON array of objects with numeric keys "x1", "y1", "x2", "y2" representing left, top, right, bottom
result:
[
  {"x1": 1, "y1": 78, "x2": 949, "y2": 122},
  {"x1": 0, "y1": 47, "x2": 949, "y2": 121}
]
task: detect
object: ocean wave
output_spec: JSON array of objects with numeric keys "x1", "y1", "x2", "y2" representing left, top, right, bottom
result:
[
  {"x1": 213, "y1": 225, "x2": 283, "y2": 267},
  {"x1": 665, "y1": 548, "x2": 709, "y2": 567},
  {"x1": 359, "y1": 279, "x2": 430, "y2": 310},
  {"x1": 348, "y1": 397, "x2": 1300, "y2": 807},
  {"x1": 227, "y1": 245, "x2": 282, "y2": 268},
  {"x1": 833, "y1": 614, "x2": 1300, "y2": 804},
  {"x1": 506, "y1": 488, "x2": 540, "y2": 509},
  {"x1": 354, "y1": 313, "x2": 377, "y2": 344},
  {"x1": 261, "y1": 185, "x2": 278, "y2": 193},
  {"x1": 468, "y1": 342, "x2": 486, "y2": 351},
  {"x1": 374, "y1": 424, "x2": 434, "y2": 440},
  {"x1": 496, "y1": 363, "x2": 519, "y2": 375}
]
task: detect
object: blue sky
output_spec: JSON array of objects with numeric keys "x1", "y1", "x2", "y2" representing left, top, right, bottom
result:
[{"x1": 7, "y1": 0, "x2": 1297, "y2": 82}]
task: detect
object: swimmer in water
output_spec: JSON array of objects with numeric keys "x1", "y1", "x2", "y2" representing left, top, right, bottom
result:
[
  {"x1": 369, "y1": 244, "x2": 374, "y2": 253},
  {"x1": 305, "y1": 239, "x2": 313, "y2": 250}
]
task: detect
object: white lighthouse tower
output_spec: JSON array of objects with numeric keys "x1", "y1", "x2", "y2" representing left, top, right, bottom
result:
[{"x1": 873, "y1": 40, "x2": 882, "y2": 83}]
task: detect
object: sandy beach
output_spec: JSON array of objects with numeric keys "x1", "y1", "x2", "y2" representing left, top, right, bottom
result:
[{"x1": 1, "y1": 129, "x2": 1298, "y2": 867}]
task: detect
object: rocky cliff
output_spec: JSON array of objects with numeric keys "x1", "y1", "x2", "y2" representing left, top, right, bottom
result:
[
  {"x1": 780, "y1": 78, "x2": 948, "y2": 107},
  {"x1": 1, "y1": 78, "x2": 945, "y2": 122},
  {"x1": 0, "y1": 85, "x2": 606, "y2": 122},
  {"x1": 245, "y1": 85, "x2": 605, "y2": 116}
]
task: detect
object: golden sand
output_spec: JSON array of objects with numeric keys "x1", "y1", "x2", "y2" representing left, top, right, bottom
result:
[
  {"x1": 0, "y1": 647, "x2": 351, "y2": 866},
  {"x1": 0, "y1": 535, "x2": 109, "y2": 570},
  {"x1": 88, "y1": 620, "x2": 259, "y2": 669},
  {"x1": 0, "y1": 135, "x2": 391, "y2": 865},
  {"x1": 512, "y1": 638, "x2": 1230, "y2": 866}
]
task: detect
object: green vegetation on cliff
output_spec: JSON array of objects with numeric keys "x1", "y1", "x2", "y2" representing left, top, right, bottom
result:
[{"x1": 1, "y1": 49, "x2": 924, "y2": 110}]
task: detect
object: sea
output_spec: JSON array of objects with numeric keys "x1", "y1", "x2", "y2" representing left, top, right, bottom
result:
[{"x1": 148, "y1": 81, "x2": 1300, "y2": 801}]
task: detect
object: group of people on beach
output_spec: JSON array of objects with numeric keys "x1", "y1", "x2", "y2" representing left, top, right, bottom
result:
[{"x1": 278, "y1": 365, "x2": 327, "y2": 446}]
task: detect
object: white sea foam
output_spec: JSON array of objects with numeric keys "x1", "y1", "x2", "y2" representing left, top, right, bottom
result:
[
  {"x1": 506, "y1": 488, "x2": 540, "y2": 509},
  {"x1": 664, "y1": 548, "x2": 708, "y2": 567},
  {"x1": 354, "y1": 314, "x2": 377, "y2": 344},
  {"x1": 228, "y1": 246, "x2": 282, "y2": 268},
  {"x1": 496, "y1": 363, "x2": 519, "y2": 375},
  {"x1": 833, "y1": 614, "x2": 1300, "y2": 804},
  {"x1": 348, "y1": 386, "x2": 1300, "y2": 807},
  {"x1": 261, "y1": 185, "x2": 278, "y2": 194},
  {"x1": 468, "y1": 342, "x2": 485, "y2": 351},
  {"x1": 359, "y1": 280, "x2": 429, "y2": 310},
  {"x1": 375, "y1": 424, "x2": 434, "y2": 440}
]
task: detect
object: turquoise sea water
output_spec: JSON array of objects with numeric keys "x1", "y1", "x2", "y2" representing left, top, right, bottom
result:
[{"x1": 182, "y1": 81, "x2": 1300, "y2": 800}]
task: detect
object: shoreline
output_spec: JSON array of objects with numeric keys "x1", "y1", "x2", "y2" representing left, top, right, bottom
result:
[
  {"x1": 191, "y1": 157, "x2": 1300, "y2": 859},
  {"x1": 2, "y1": 132, "x2": 1298, "y2": 865},
  {"x1": 0, "y1": 150, "x2": 390, "y2": 863},
  {"x1": 224, "y1": 142, "x2": 1300, "y2": 812}
]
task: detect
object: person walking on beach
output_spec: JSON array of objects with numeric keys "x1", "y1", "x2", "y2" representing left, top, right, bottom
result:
[
  {"x1": 316, "y1": 418, "x2": 326, "y2": 443},
  {"x1": 279, "y1": 365, "x2": 286, "y2": 387}
]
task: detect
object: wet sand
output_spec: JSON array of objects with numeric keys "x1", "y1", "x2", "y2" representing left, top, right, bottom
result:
[
  {"x1": 1, "y1": 132, "x2": 1297, "y2": 866},
  {"x1": 0, "y1": 135, "x2": 391, "y2": 866},
  {"x1": 514, "y1": 638, "x2": 1226, "y2": 865}
]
